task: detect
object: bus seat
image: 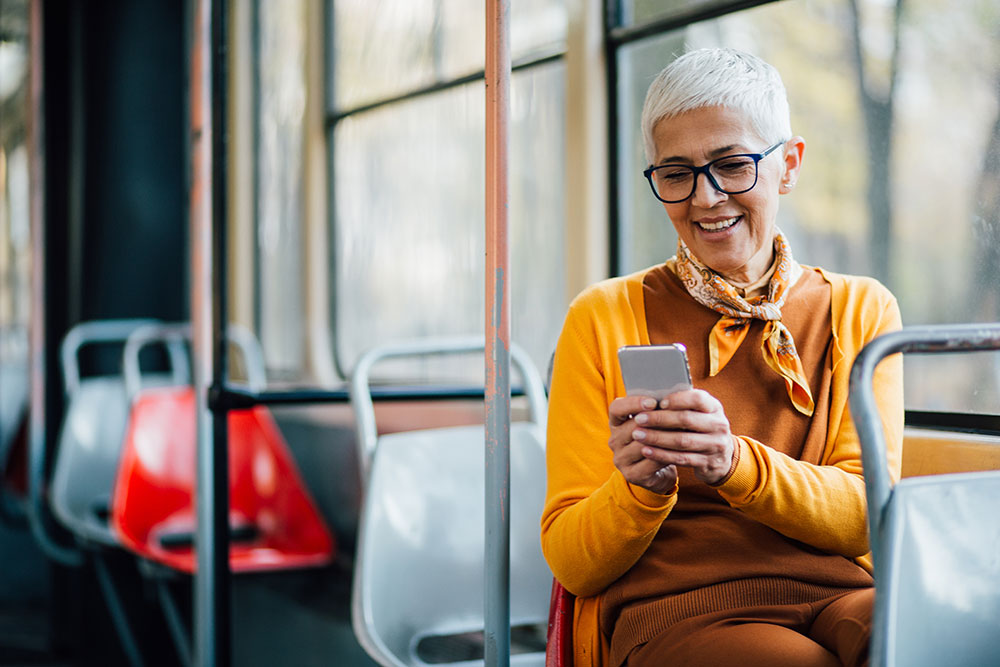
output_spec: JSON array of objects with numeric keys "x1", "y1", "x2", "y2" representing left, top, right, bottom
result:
[
  {"x1": 110, "y1": 384, "x2": 335, "y2": 573},
  {"x1": 349, "y1": 337, "x2": 551, "y2": 666},
  {"x1": 900, "y1": 428, "x2": 1000, "y2": 478},
  {"x1": 50, "y1": 376, "x2": 132, "y2": 546},
  {"x1": 546, "y1": 579, "x2": 574, "y2": 667},
  {"x1": 851, "y1": 323, "x2": 1000, "y2": 667},
  {"x1": 877, "y1": 470, "x2": 1000, "y2": 666},
  {"x1": 111, "y1": 386, "x2": 334, "y2": 573},
  {"x1": 351, "y1": 422, "x2": 550, "y2": 667},
  {"x1": 49, "y1": 319, "x2": 183, "y2": 547}
]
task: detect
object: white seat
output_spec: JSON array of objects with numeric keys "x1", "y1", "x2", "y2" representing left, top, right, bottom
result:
[
  {"x1": 50, "y1": 375, "x2": 132, "y2": 546},
  {"x1": 49, "y1": 319, "x2": 184, "y2": 547},
  {"x1": 850, "y1": 324, "x2": 1000, "y2": 667},
  {"x1": 879, "y1": 470, "x2": 1000, "y2": 666},
  {"x1": 349, "y1": 337, "x2": 551, "y2": 666},
  {"x1": 352, "y1": 422, "x2": 549, "y2": 666}
]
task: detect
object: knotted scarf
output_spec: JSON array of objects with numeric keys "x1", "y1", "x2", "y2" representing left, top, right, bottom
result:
[{"x1": 674, "y1": 231, "x2": 815, "y2": 416}]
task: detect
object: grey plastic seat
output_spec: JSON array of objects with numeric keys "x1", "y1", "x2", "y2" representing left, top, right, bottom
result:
[
  {"x1": 849, "y1": 324, "x2": 1000, "y2": 667},
  {"x1": 50, "y1": 319, "x2": 188, "y2": 547},
  {"x1": 350, "y1": 338, "x2": 551, "y2": 667}
]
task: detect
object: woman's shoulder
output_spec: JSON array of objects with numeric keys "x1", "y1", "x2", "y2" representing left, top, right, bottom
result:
[
  {"x1": 567, "y1": 266, "x2": 655, "y2": 312},
  {"x1": 804, "y1": 265, "x2": 897, "y2": 306}
]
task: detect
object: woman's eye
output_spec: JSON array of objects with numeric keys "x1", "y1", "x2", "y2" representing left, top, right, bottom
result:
[
  {"x1": 659, "y1": 168, "x2": 691, "y2": 182},
  {"x1": 714, "y1": 158, "x2": 754, "y2": 173}
]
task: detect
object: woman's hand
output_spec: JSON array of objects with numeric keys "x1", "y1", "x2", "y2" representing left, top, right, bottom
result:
[
  {"x1": 611, "y1": 389, "x2": 736, "y2": 487},
  {"x1": 608, "y1": 395, "x2": 679, "y2": 494}
]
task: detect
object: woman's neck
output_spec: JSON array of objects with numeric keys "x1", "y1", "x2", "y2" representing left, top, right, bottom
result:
[{"x1": 722, "y1": 253, "x2": 778, "y2": 297}]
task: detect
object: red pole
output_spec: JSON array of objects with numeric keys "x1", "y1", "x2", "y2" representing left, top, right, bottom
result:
[{"x1": 484, "y1": 0, "x2": 511, "y2": 665}]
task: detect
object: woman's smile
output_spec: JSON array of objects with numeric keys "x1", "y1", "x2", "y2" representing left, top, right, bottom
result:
[{"x1": 694, "y1": 214, "x2": 741, "y2": 233}]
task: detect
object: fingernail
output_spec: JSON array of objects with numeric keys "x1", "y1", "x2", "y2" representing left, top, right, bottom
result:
[
  {"x1": 659, "y1": 398, "x2": 669, "y2": 409},
  {"x1": 633, "y1": 429, "x2": 646, "y2": 440},
  {"x1": 635, "y1": 413, "x2": 648, "y2": 424},
  {"x1": 642, "y1": 447, "x2": 653, "y2": 457},
  {"x1": 641, "y1": 398, "x2": 657, "y2": 409}
]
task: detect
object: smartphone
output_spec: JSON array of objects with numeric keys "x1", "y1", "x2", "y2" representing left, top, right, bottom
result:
[{"x1": 617, "y1": 344, "x2": 692, "y2": 400}]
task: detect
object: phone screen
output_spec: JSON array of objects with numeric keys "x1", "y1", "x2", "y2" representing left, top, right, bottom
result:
[{"x1": 617, "y1": 344, "x2": 692, "y2": 400}]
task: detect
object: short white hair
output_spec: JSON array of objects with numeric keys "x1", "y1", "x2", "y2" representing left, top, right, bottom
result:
[{"x1": 640, "y1": 48, "x2": 792, "y2": 165}]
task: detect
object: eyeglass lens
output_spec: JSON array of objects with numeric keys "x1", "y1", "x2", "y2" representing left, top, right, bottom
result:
[{"x1": 650, "y1": 155, "x2": 759, "y2": 203}]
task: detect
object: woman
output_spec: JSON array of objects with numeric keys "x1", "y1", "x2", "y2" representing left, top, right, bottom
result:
[{"x1": 540, "y1": 48, "x2": 903, "y2": 667}]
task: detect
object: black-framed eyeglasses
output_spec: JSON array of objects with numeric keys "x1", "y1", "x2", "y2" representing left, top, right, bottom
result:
[{"x1": 642, "y1": 141, "x2": 786, "y2": 204}]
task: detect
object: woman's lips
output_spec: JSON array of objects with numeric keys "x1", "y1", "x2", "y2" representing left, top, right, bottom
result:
[{"x1": 695, "y1": 215, "x2": 740, "y2": 232}]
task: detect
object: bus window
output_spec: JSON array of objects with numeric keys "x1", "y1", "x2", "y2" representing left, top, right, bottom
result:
[
  {"x1": 613, "y1": 0, "x2": 1000, "y2": 416},
  {"x1": 329, "y1": 1, "x2": 568, "y2": 383}
]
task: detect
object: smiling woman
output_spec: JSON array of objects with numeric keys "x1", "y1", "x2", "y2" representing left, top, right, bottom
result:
[{"x1": 541, "y1": 48, "x2": 904, "y2": 667}]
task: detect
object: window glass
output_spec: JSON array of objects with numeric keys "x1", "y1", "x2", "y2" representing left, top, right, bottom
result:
[
  {"x1": 333, "y1": 0, "x2": 567, "y2": 111},
  {"x1": 333, "y1": 62, "x2": 567, "y2": 381},
  {"x1": 617, "y1": 0, "x2": 758, "y2": 27},
  {"x1": 616, "y1": 0, "x2": 1000, "y2": 413},
  {"x1": 0, "y1": 1, "x2": 31, "y2": 450},
  {"x1": 257, "y1": 0, "x2": 307, "y2": 378}
]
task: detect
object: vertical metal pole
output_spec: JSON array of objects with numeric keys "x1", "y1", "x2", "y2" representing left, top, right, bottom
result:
[
  {"x1": 484, "y1": 1, "x2": 511, "y2": 666},
  {"x1": 26, "y1": 0, "x2": 83, "y2": 568},
  {"x1": 191, "y1": 0, "x2": 231, "y2": 664}
]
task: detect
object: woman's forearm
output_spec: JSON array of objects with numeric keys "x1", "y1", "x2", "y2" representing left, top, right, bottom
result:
[{"x1": 541, "y1": 470, "x2": 675, "y2": 597}]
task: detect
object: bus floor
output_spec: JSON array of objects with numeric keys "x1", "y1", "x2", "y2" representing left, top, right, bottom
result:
[{"x1": 0, "y1": 521, "x2": 377, "y2": 666}]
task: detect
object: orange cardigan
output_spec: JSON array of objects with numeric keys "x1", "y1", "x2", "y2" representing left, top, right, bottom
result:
[{"x1": 539, "y1": 265, "x2": 904, "y2": 667}]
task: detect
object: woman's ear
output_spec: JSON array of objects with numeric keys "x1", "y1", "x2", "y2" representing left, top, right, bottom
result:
[{"x1": 778, "y1": 136, "x2": 805, "y2": 194}]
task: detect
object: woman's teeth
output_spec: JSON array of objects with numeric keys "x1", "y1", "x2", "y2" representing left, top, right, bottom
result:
[{"x1": 697, "y1": 216, "x2": 739, "y2": 231}]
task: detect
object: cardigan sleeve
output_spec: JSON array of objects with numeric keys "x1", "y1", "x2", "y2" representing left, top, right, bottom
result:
[
  {"x1": 539, "y1": 291, "x2": 677, "y2": 598},
  {"x1": 713, "y1": 276, "x2": 904, "y2": 560}
]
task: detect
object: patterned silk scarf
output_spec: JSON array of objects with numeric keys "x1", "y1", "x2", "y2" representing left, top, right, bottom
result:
[{"x1": 674, "y1": 231, "x2": 815, "y2": 416}]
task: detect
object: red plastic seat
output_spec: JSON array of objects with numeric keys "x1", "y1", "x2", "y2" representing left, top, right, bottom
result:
[
  {"x1": 110, "y1": 385, "x2": 334, "y2": 573},
  {"x1": 546, "y1": 579, "x2": 574, "y2": 667}
]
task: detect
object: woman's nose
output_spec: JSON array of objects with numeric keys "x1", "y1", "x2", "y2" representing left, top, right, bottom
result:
[{"x1": 690, "y1": 173, "x2": 728, "y2": 207}]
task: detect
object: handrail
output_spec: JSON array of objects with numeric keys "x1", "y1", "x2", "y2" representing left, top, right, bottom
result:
[
  {"x1": 122, "y1": 322, "x2": 265, "y2": 402},
  {"x1": 60, "y1": 318, "x2": 162, "y2": 395},
  {"x1": 848, "y1": 322, "x2": 1000, "y2": 560},
  {"x1": 122, "y1": 323, "x2": 192, "y2": 401},
  {"x1": 349, "y1": 336, "x2": 547, "y2": 483}
]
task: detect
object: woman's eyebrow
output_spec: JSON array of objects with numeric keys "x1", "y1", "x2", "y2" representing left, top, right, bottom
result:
[{"x1": 656, "y1": 144, "x2": 744, "y2": 165}]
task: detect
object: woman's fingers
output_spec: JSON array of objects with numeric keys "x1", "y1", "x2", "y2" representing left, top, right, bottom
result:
[
  {"x1": 608, "y1": 395, "x2": 679, "y2": 493},
  {"x1": 609, "y1": 395, "x2": 659, "y2": 426},
  {"x1": 630, "y1": 388, "x2": 735, "y2": 485},
  {"x1": 636, "y1": 389, "x2": 727, "y2": 435},
  {"x1": 614, "y1": 443, "x2": 678, "y2": 493},
  {"x1": 608, "y1": 389, "x2": 732, "y2": 488}
]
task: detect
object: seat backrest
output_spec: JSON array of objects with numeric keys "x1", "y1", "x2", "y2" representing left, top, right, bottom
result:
[
  {"x1": 880, "y1": 471, "x2": 1000, "y2": 666},
  {"x1": 352, "y1": 422, "x2": 550, "y2": 667},
  {"x1": 50, "y1": 377, "x2": 131, "y2": 546},
  {"x1": 49, "y1": 318, "x2": 183, "y2": 547},
  {"x1": 110, "y1": 385, "x2": 335, "y2": 573},
  {"x1": 900, "y1": 428, "x2": 1000, "y2": 478},
  {"x1": 849, "y1": 323, "x2": 1000, "y2": 667}
]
